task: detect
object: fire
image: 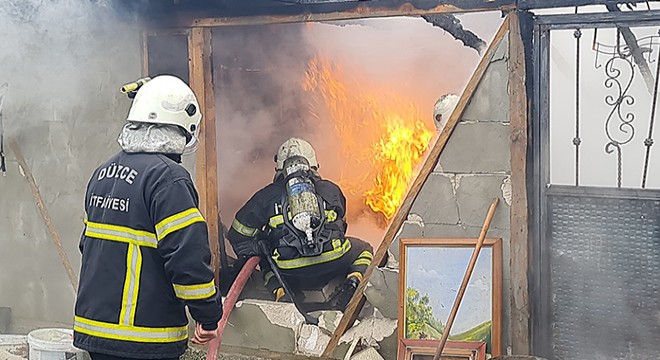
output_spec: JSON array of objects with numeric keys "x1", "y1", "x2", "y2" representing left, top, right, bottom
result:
[
  {"x1": 303, "y1": 57, "x2": 434, "y2": 220},
  {"x1": 364, "y1": 117, "x2": 433, "y2": 219}
]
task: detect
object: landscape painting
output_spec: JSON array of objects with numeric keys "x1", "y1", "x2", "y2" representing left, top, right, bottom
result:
[{"x1": 398, "y1": 238, "x2": 502, "y2": 356}]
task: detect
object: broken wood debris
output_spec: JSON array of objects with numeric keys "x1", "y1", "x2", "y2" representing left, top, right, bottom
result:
[{"x1": 422, "y1": 13, "x2": 487, "y2": 54}]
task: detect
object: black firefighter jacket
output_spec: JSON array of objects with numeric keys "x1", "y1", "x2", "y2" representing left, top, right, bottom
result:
[
  {"x1": 74, "y1": 152, "x2": 222, "y2": 359},
  {"x1": 226, "y1": 178, "x2": 348, "y2": 271}
]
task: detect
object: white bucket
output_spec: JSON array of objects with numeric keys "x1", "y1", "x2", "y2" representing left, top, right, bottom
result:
[{"x1": 27, "y1": 329, "x2": 88, "y2": 360}]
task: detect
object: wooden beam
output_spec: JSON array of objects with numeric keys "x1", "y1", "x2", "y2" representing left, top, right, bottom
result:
[
  {"x1": 179, "y1": 1, "x2": 516, "y2": 27},
  {"x1": 321, "y1": 16, "x2": 512, "y2": 358},
  {"x1": 188, "y1": 28, "x2": 207, "y2": 232},
  {"x1": 9, "y1": 139, "x2": 78, "y2": 293},
  {"x1": 508, "y1": 12, "x2": 531, "y2": 355},
  {"x1": 189, "y1": 28, "x2": 221, "y2": 283}
]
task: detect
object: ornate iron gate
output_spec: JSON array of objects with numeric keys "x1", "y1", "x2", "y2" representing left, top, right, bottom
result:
[{"x1": 531, "y1": 10, "x2": 660, "y2": 360}]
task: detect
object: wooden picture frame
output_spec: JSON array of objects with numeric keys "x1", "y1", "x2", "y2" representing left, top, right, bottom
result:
[
  {"x1": 398, "y1": 238, "x2": 503, "y2": 357},
  {"x1": 398, "y1": 339, "x2": 487, "y2": 360}
]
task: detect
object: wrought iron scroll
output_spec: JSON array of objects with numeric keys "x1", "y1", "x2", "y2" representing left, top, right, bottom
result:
[
  {"x1": 642, "y1": 30, "x2": 660, "y2": 189},
  {"x1": 574, "y1": 28, "x2": 582, "y2": 186},
  {"x1": 593, "y1": 27, "x2": 660, "y2": 188},
  {"x1": 602, "y1": 30, "x2": 636, "y2": 188}
]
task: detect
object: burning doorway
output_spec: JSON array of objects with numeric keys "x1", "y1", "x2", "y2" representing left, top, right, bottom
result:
[{"x1": 213, "y1": 15, "x2": 504, "y2": 250}]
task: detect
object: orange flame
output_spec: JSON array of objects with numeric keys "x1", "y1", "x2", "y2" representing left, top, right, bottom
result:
[
  {"x1": 303, "y1": 57, "x2": 434, "y2": 220},
  {"x1": 364, "y1": 117, "x2": 433, "y2": 219}
]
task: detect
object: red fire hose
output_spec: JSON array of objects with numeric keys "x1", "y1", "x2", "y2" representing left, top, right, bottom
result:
[{"x1": 206, "y1": 256, "x2": 260, "y2": 360}]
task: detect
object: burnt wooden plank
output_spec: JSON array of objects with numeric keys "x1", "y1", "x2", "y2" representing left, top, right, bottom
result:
[
  {"x1": 9, "y1": 139, "x2": 79, "y2": 293},
  {"x1": 508, "y1": 11, "x2": 531, "y2": 355},
  {"x1": 172, "y1": 0, "x2": 515, "y2": 27},
  {"x1": 508, "y1": 12, "x2": 532, "y2": 355},
  {"x1": 189, "y1": 28, "x2": 206, "y2": 222}
]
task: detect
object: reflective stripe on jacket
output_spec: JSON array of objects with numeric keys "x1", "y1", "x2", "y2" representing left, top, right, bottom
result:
[{"x1": 74, "y1": 152, "x2": 222, "y2": 359}]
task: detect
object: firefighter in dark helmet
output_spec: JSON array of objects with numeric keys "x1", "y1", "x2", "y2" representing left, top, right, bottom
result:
[
  {"x1": 226, "y1": 137, "x2": 374, "y2": 310},
  {"x1": 74, "y1": 75, "x2": 223, "y2": 360}
]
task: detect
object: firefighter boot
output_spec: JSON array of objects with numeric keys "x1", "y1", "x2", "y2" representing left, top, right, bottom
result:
[{"x1": 335, "y1": 274, "x2": 361, "y2": 311}]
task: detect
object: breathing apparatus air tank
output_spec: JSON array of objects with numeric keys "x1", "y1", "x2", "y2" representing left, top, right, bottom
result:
[{"x1": 283, "y1": 155, "x2": 323, "y2": 249}]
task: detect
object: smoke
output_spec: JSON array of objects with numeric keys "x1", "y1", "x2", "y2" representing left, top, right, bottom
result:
[
  {"x1": 0, "y1": 0, "x2": 145, "y2": 325},
  {"x1": 214, "y1": 24, "x2": 315, "y2": 228},
  {"x1": 0, "y1": 0, "x2": 140, "y2": 141},
  {"x1": 214, "y1": 13, "x2": 503, "y2": 246}
]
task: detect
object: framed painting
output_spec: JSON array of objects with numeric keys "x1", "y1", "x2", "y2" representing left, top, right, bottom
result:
[
  {"x1": 398, "y1": 339, "x2": 487, "y2": 360},
  {"x1": 398, "y1": 238, "x2": 503, "y2": 357}
]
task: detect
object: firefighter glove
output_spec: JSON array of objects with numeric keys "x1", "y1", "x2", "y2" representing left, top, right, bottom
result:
[
  {"x1": 335, "y1": 276, "x2": 360, "y2": 311},
  {"x1": 233, "y1": 239, "x2": 261, "y2": 258}
]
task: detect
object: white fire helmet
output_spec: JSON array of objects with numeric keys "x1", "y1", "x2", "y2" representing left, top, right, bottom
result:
[
  {"x1": 275, "y1": 137, "x2": 318, "y2": 171},
  {"x1": 433, "y1": 93, "x2": 459, "y2": 131},
  {"x1": 126, "y1": 75, "x2": 202, "y2": 154}
]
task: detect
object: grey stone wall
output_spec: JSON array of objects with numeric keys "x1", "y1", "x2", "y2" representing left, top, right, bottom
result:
[
  {"x1": 389, "y1": 34, "x2": 512, "y2": 350},
  {"x1": 0, "y1": 3, "x2": 143, "y2": 332}
]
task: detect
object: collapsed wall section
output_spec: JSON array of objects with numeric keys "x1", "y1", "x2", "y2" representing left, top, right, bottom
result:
[{"x1": 388, "y1": 32, "x2": 512, "y2": 351}]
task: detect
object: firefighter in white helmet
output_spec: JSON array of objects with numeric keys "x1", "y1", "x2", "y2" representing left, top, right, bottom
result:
[
  {"x1": 74, "y1": 75, "x2": 223, "y2": 360},
  {"x1": 227, "y1": 137, "x2": 374, "y2": 311}
]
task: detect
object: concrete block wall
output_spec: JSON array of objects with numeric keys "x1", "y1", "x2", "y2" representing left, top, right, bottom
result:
[
  {"x1": 220, "y1": 299, "x2": 397, "y2": 359},
  {"x1": 389, "y1": 34, "x2": 513, "y2": 350},
  {"x1": 0, "y1": 4, "x2": 143, "y2": 331}
]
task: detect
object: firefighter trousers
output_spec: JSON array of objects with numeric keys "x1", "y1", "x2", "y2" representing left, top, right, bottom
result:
[{"x1": 263, "y1": 236, "x2": 374, "y2": 291}]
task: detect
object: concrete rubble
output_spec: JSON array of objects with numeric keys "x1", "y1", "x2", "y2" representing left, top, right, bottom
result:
[
  {"x1": 0, "y1": 335, "x2": 28, "y2": 360},
  {"x1": 182, "y1": 347, "x2": 274, "y2": 360},
  {"x1": 350, "y1": 347, "x2": 385, "y2": 360},
  {"x1": 221, "y1": 300, "x2": 302, "y2": 354},
  {"x1": 341, "y1": 314, "x2": 397, "y2": 360}
]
